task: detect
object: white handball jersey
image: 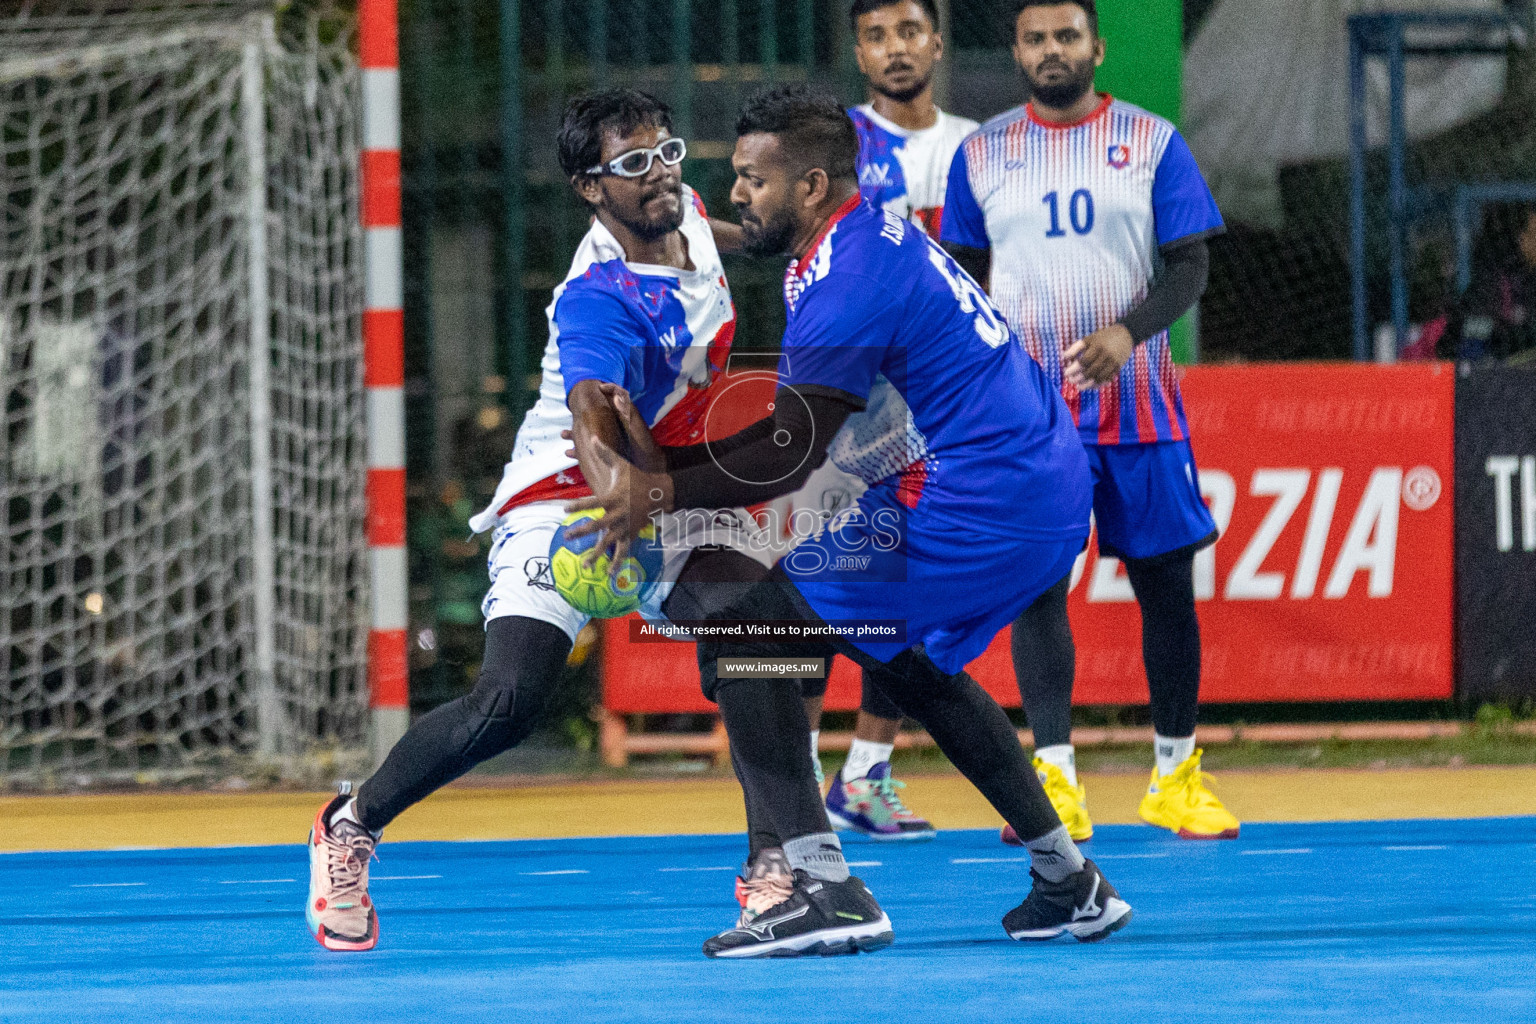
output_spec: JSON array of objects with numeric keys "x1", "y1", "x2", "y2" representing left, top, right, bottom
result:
[
  {"x1": 469, "y1": 186, "x2": 737, "y2": 534},
  {"x1": 942, "y1": 95, "x2": 1224, "y2": 446},
  {"x1": 850, "y1": 105, "x2": 979, "y2": 238}
]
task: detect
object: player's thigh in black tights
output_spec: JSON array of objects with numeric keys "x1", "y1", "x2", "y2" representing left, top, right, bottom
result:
[
  {"x1": 1124, "y1": 552, "x2": 1201, "y2": 739},
  {"x1": 861, "y1": 650, "x2": 1062, "y2": 844},
  {"x1": 1009, "y1": 573, "x2": 1075, "y2": 749},
  {"x1": 354, "y1": 615, "x2": 572, "y2": 833}
]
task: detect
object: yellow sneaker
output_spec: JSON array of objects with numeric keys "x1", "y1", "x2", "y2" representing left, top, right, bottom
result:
[
  {"x1": 1138, "y1": 749, "x2": 1240, "y2": 839},
  {"x1": 1035, "y1": 757, "x2": 1093, "y2": 842}
]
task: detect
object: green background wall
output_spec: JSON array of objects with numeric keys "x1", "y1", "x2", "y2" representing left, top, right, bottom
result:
[{"x1": 1094, "y1": 0, "x2": 1195, "y2": 362}]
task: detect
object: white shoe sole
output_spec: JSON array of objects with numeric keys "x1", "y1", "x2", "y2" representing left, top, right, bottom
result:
[
  {"x1": 1007, "y1": 898, "x2": 1133, "y2": 943},
  {"x1": 707, "y1": 914, "x2": 895, "y2": 959},
  {"x1": 826, "y1": 809, "x2": 936, "y2": 842}
]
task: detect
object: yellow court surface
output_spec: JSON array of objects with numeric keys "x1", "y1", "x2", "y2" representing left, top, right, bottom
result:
[{"x1": 4, "y1": 765, "x2": 1536, "y2": 853}]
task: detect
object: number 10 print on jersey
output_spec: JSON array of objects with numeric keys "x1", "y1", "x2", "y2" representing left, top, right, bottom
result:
[
  {"x1": 1042, "y1": 189, "x2": 1094, "y2": 237},
  {"x1": 942, "y1": 95, "x2": 1225, "y2": 446}
]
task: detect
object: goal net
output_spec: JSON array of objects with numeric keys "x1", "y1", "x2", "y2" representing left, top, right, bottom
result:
[{"x1": 0, "y1": 0, "x2": 369, "y2": 787}]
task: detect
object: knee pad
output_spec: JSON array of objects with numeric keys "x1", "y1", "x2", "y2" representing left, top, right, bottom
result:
[{"x1": 450, "y1": 661, "x2": 539, "y2": 763}]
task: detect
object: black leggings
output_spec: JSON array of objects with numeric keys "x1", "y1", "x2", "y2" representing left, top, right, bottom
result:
[
  {"x1": 1013, "y1": 553, "x2": 1202, "y2": 747},
  {"x1": 858, "y1": 667, "x2": 905, "y2": 721},
  {"x1": 701, "y1": 566, "x2": 1064, "y2": 852},
  {"x1": 356, "y1": 545, "x2": 768, "y2": 837},
  {"x1": 354, "y1": 615, "x2": 572, "y2": 833}
]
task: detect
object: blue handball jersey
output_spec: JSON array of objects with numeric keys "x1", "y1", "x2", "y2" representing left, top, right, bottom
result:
[
  {"x1": 774, "y1": 196, "x2": 1091, "y2": 672},
  {"x1": 941, "y1": 96, "x2": 1224, "y2": 447},
  {"x1": 778, "y1": 195, "x2": 1089, "y2": 541}
]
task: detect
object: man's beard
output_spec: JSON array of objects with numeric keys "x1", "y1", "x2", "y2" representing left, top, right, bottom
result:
[
  {"x1": 872, "y1": 67, "x2": 931, "y2": 105},
  {"x1": 616, "y1": 183, "x2": 686, "y2": 242},
  {"x1": 1024, "y1": 58, "x2": 1095, "y2": 109},
  {"x1": 737, "y1": 202, "x2": 798, "y2": 258}
]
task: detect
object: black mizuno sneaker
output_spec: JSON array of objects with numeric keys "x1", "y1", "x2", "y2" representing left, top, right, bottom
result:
[
  {"x1": 703, "y1": 871, "x2": 894, "y2": 959},
  {"x1": 1002, "y1": 859, "x2": 1132, "y2": 942}
]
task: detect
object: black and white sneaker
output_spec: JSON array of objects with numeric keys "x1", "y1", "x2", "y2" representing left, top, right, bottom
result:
[
  {"x1": 703, "y1": 871, "x2": 894, "y2": 959},
  {"x1": 1002, "y1": 859, "x2": 1132, "y2": 942}
]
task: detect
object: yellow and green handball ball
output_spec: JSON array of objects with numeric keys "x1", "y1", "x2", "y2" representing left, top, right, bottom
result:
[{"x1": 548, "y1": 509, "x2": 665, "y2": 619}]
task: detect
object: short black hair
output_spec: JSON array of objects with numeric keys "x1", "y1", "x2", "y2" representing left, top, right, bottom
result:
[
  {"x1": 849, "y1": 0, "x2": 940, "y2": 33},
  {"x1": 556, "y1": 89, "x2": 673, "y2": 180},
  {"x1": 1011, "y1": 0, "x2": 1098, "y2": 36},
  {"x1": 735, "y1": 84, "x2": 859, "y2": 183}
]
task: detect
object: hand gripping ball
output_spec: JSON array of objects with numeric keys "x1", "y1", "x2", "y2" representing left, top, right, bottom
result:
[{"x1": 548, "y1": 509, "x2": 665, "y2": 619}]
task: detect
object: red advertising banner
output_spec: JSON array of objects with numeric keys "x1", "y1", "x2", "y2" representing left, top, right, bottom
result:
[{"x1": 602, "y1": 364, "x2": 1456, "y2": 713}]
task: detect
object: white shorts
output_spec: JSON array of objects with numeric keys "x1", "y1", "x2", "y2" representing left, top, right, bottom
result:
[{"x1": 480, "y1": 501, "x2": 775, "y2": 641}]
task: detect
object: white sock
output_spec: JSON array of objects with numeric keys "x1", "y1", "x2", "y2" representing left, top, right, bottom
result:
[
  {"x1": 809, "y1": 729, "x2": 821, "y2": 765},
  {"x1": 1034, "y1": 743, "x2": 1078, "y2": 787},
  {"x1": 1155, "y1": 734, "x2": 1197, "y2": 778},
  {"x1": 842, "y1": 738, "x2": 894, "y2": 781},
  {"x1": 1023, "y1": 824, "x2": 1086, "y2": 883}
]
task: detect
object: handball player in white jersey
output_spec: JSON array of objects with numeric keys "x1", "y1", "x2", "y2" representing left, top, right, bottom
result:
[
  {"x1": 301, "y1": 89, "x2": 770, "y2": 952},
  {"x1": 942, "y1": 0, "x2": 1238, "y2": 844}
]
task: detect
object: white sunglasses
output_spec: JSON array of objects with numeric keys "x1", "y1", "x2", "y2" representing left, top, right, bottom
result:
[{"x1": 585, "y1": 137, "x2": 687, "y2": 178}]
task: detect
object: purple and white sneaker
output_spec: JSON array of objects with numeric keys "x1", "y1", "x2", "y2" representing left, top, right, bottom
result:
[{"x1": 824, "y1": 761, "x2": 936, "y2": 842}]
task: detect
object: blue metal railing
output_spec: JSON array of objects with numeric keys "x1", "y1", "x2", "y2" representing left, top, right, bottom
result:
[{"x1": 1348, "y1": 7, "x2": 1531, "y2": 361}]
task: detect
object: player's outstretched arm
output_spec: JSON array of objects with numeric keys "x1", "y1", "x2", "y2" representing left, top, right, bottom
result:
[
  {"x1": 563, "y1": 379, "x2": 656, "y2": 570},
  {"x1": 708, "y1": 217, "x2": 746, "y2": 255},
  {"x1": 564, "y1": 387, "x2": 856, "y2": 547},
  {"x1": 667, "y1": 388, "x2": 856, "y2": 509}
]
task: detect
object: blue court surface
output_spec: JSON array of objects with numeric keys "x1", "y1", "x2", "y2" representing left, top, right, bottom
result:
[{"x1": 2, "y1": 818, "x2": 1533, "y2": 1023}]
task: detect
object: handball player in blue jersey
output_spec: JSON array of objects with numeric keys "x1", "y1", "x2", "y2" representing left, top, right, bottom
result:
[{"x1": 570, "y1": 84, "x2": 1133, "y2": 958}]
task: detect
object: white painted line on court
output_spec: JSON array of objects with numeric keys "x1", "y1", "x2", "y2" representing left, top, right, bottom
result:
[
  {"x1": 520, "y1": 869, "x2": 590, "y2": 876},
  {"x1": 846, "y1": 861, "x2": 883, "y2": 867},
  {"x1": 372, "y1": 874, "x2": 443, "y2": 880},
  {"x1": 219, "y1": 878, "x2": 296, "y2": 884},
  {"x1": 1239, "y1": 848, "x2": 1313, "y2": 856},
  {"x1": 956, "y1": 852, "x2": 1173, "y2": 865},
  {"x1": 658, "y1": 866, "x2": 737, "y2": 873},
  {"x1": 70, "y1": 882, "x2": 146, "y2": 887},
  {"x1": 1382, "y1": 845, "x2": 1446, "y2": 852}
]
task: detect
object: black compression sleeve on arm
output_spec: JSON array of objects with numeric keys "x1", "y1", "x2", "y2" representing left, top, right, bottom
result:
[
  {"x1": 1119, "y1": 237, "x2": 1210, "y2": 345},
  {"x1": 670, "y1": 389, "x2": 857, "y2": 509},
  {"x1": 662, "y1": 418, "x2": 775, "y2": 472},
  {"x1": 944, "y1": 242, "x2": 991, "y2": 289}
]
